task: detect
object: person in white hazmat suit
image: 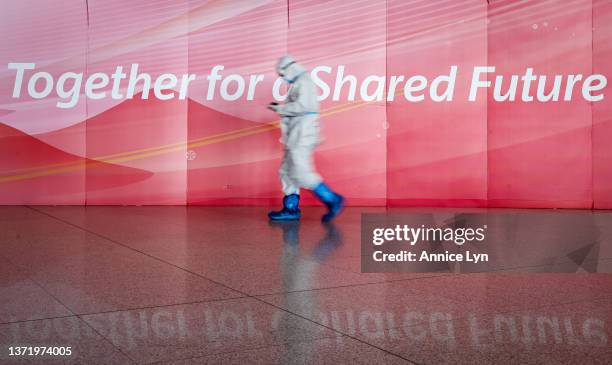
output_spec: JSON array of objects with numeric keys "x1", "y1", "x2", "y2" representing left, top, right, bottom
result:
[{"x1": 267, "y1": 55, "x2": 344, "y2": 222}]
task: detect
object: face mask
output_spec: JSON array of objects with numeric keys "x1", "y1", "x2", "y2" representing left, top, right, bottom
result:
[{"x1": 278, "y1": 61, "x2": 295, "y2": 83}]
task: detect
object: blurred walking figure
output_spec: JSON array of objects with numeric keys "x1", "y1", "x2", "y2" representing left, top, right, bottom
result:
[{"x1": 267, "y1": 55, "x2": 344, "y2": 222}]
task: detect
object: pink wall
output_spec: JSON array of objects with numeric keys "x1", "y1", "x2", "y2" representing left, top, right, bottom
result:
[
  {"x1": 387, "y1": 0, "x2": 488, "y2": 207},
  {"x1": 593, "y1": 0, "x2": 612, "y2": 208},
  {"x1": 486, "y1": 0, "x2": 593, "y2": 208},
  {"x1": 0, "y1": 0, "x2": 610, "y2": 208}
]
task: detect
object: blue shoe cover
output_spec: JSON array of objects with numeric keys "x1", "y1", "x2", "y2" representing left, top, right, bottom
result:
[
  {"x1": 312, "y1": 182, "x2": 344, "y2": 222},
  {"x1": 268, "y1": 194, "x2": 301, "y2": 221}
]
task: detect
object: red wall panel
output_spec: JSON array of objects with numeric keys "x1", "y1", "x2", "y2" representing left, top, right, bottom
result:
[
  {"x1": 0, "y1": 1, "x2": 610, "y2": 208},
  {"x1": 0, "y1": 0, "x2": 88, "y2": 204},
  {"x1": 486, "y1": 0, "x2": 593, "y2": 208},
  {"x1": 593, "y1": 0, "x2": 612, "y2": 208},
  {"x1": 386, "y1": 0, "x2": 488, "y2": 207}
]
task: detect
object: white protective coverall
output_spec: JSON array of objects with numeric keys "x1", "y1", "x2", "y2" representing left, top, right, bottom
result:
[{"x1": 273, "y1": 56, "x2": 323, "y2": 195}]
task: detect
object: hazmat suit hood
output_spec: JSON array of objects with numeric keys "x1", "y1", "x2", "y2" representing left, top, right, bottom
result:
[{"x1": 276, "y1": 55, "x2": 307, "y2": 84}]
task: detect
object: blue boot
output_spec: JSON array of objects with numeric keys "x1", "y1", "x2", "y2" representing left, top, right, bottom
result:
[
  {"x1": 268, "y1": 194, "x2": 301, "y2": 221},
  {"x1": 312, "y1": 182, "x2": 344, "y2": 222}
]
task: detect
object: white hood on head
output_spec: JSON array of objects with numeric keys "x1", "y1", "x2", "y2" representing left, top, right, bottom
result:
[{"x1": 276, "y1": 55, "x2": 307, "y2": 83}]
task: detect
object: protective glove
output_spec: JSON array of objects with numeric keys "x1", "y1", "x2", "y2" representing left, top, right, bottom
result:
[{"x1": 267, "y1": 102, "x2": 280, "y2": 112}]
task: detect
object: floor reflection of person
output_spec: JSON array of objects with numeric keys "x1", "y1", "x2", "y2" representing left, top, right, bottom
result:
[
  {"x1": 269, "y1": 221, "x2": 343, "y2": 363},
  {"x1": 270, "y1": 221, "x2": 343, "y2": 291}
]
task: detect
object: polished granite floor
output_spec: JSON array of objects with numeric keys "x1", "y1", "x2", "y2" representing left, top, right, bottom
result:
[{"x1": 0, "y1": 206, "x2": 611, "y2": 364}]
